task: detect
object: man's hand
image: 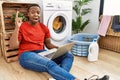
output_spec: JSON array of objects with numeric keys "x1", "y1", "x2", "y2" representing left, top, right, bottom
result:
[{"x1": 15, "y1": 11, "x2": 23, "y2": 27}]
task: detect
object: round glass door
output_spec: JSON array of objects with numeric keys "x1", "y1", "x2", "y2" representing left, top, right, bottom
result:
[
  {"x1": 52, "y1": 16, "x2": 66, "y2": 33},
  {"x1": 48, "y1": 12, "x2": 69, "y2": 41}
]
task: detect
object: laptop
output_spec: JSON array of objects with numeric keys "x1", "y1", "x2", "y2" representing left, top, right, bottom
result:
[{"x1": 38, "y1": 42, "x2": 75, "y2": 60}]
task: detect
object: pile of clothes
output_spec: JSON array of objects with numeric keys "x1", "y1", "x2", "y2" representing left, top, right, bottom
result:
[{"x1": 112, "y1": 15, "x2": 120, "y2": 32}]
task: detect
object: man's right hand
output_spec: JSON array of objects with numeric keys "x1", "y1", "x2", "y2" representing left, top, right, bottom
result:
[{"x1": 15, "y1": 11, "x2": 23, "y2": 27}]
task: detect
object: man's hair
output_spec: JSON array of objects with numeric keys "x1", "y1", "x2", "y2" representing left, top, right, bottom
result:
[{"x1": 27, "y1": 4, "x2": 41, "y2": 12}]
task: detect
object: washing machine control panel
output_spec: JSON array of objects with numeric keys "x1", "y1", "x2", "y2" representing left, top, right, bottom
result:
[{"x1": 43, "y1": 1, "x2": 72, "y2": 11}]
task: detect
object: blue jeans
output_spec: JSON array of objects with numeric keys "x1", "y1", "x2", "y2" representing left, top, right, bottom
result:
[{"x1": 19, "y1": 50, "x2": 75, "y2": 80}]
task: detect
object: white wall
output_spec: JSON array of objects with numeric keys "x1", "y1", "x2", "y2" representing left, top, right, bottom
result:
[
  {"x1": 103, "y1": 0, "x2": 120, "y2": 15},
  {"x1": 82, "y1": 0, "x2": 100, "y2": 34}
]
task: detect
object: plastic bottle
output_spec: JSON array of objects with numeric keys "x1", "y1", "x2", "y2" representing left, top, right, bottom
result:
[{"x1": 88, "y1": 40, "x2": 99, "y2": 62}]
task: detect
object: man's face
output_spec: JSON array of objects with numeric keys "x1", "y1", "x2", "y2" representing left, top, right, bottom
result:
[{"x1": 28, "y1": 6, "x2": 40, "y2": 24}]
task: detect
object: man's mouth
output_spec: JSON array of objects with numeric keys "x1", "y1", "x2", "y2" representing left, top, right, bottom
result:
[{"x1": 33, "y1": 18, "x2": 39, "y2": 21}]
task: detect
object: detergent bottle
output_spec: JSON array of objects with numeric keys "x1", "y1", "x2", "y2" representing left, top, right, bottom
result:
[{"x1": 88, "y1": 39, "x2": 99, "y2": 62}]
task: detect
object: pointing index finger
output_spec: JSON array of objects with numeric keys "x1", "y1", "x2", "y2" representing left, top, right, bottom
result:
[{"x1": 16, "y1": 10, "x2": 19, "y2": 19}]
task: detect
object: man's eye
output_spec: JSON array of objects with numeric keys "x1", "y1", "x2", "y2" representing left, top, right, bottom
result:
[
  {"x1": 37, "y1": 12, "x2": 40, "y2": 14},
  {"x1": 31, "y1": 11, "x2": 35, "y2": 14}
]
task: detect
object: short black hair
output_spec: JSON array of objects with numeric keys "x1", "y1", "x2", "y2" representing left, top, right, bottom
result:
[{"x1": 28, "y1": 4, "x2": 41, "y2": 12}]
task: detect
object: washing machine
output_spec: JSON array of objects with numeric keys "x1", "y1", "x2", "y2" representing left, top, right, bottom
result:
[{"x1": 42, "y1": 0, "x2": 73, "y2": 46}]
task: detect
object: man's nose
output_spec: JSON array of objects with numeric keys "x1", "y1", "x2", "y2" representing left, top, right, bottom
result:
[{"x1": 34, "y1": 13, "x2": 39, "y2": 16}]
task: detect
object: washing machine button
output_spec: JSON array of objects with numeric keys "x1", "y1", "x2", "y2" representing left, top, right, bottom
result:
[{"x1": 57, "y1": 4, "x2": 62, "y2": 9}]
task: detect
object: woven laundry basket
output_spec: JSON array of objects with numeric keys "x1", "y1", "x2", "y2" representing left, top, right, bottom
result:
[
  {"x1": 68, "y1": 33, "x2": 99, "y2": 56},
  {"x1": 99, "y1": 16, "x2": 120, "y2": 53}
]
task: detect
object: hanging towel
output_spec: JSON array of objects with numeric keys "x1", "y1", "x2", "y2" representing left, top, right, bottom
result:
[
  {"x1": 98, "y1": 15, "x2": 111, "y2": 36},
  {"x1": 112, "y1": 15, "x2": 120, "y2": 32}
]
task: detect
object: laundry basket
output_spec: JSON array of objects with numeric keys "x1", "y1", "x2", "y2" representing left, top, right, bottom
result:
[{"x1": 68, "y1": 33, "x2": 99, "y2": 56}]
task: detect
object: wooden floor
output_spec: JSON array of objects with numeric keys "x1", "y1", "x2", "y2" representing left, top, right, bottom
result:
[{"x1": 0, "y1": 48, "x2": 120, "y2": 80}]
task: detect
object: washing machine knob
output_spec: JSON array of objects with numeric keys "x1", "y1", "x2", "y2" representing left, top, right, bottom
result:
[{"x1": 57, "y1": 4, "x2": 61, "y2": 9}]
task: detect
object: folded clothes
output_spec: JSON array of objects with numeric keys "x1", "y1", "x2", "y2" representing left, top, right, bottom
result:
[
  {"x1": 98, "y1": 15, "x2": 111, "y2": 36},
  {"x1": 112, "y1": 15, "x2": 120, "y2": 32}
]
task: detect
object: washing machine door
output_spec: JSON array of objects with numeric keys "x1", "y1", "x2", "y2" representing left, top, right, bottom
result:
[{"x1": 47, "y1": 11, "x2": 69, "y2": 41}]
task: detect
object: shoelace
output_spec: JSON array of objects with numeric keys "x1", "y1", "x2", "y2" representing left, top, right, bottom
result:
[{"x1": 84, "y1": 75, "x2": 99, "y2": 80}]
